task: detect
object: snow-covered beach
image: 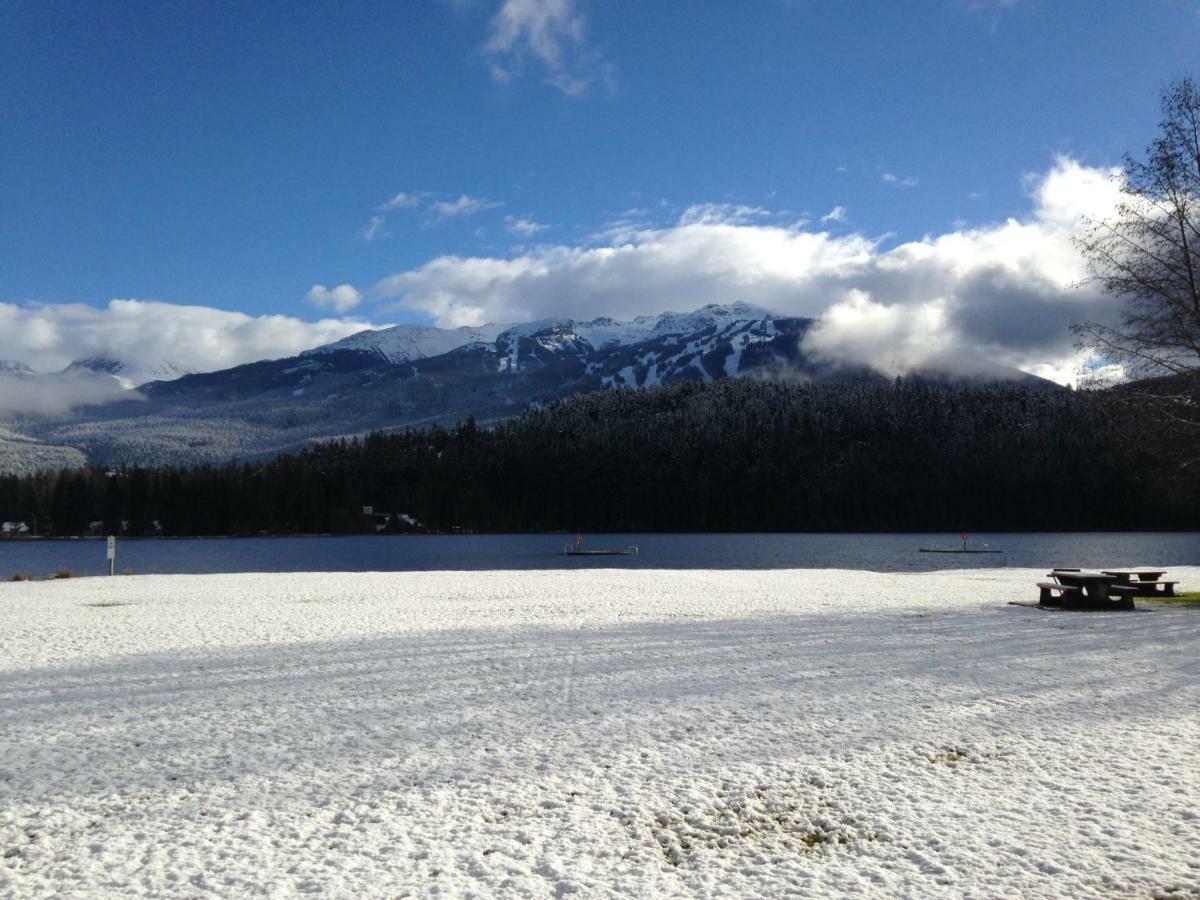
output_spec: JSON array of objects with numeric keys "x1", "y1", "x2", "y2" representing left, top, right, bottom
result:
[{"x1": 2, "y1": 568, "x2": 1198, "y2": 898}]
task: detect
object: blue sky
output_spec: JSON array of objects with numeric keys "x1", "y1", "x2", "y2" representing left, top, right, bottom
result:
[{"x1": 1, "y1": 0, "x2": 1198, "y2": 380}]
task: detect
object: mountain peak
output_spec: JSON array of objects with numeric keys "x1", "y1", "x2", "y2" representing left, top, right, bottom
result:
[
  {"x1": 648, "y1": 302, "x2": 776, "y2": 336},
  {"x1": 0, "y1": 360, "x2": 35, "y2": 376},
  {"x1": 309, "y1": 304, "x2": 785, "y2": 366},
  {"x1": 306, "y1": 322, "x2": 508, "y2": 364},
  {"x1": 61, "y1": 357, "x2": 188, "y2": 387},
  {"x1": 64, "y1": 357, "x2": 124, "y2": 376}
]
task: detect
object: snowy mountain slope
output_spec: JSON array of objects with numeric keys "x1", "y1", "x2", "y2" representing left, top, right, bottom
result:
[
  {"x1": 306, "y1": 303, "x2": 780, "y2": 369},
  {"x1": 3, "y1": 304, "x2": 1056, "y2": 470},
  {"x1": 0, "y1": 356, "x2": 185, "y2": 388},
  {"x1": 62, "y1": 357, "x2": 191, "y2": 389},
  {"x1": 304, "y1": 323, "x2": 508, "y2": 365},
  {"x1": 0, "y1": 433, "x2": 87, "y2": 475},
  {"x1": 491, "y1": 303, "x2": 795, "y2": 382},
  {"x1": 0, "y1": 424, "x2": 88, "y2": 475}
]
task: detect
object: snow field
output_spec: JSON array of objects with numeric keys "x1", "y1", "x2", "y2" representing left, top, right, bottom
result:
[{"x1": 1, "y1": 568, "x2": 1198, "y2": 898}]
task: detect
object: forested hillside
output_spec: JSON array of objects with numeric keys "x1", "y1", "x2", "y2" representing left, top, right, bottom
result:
[{"x1": 2, "y1": 378, "x2": 1195, "y2": 535}]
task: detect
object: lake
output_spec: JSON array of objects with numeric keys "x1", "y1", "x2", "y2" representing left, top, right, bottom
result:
[{"x1": 2, "y1": 532, "x2": 1198, "y2": 577}]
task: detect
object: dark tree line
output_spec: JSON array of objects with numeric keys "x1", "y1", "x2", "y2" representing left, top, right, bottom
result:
[{"x1": 1, "y1": 378, "x2": 1195, "y2": 535}]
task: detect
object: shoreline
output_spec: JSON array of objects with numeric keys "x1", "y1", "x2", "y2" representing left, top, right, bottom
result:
[{"x1": 5, "y1": 527, "x2": 1200, "y2": 542}]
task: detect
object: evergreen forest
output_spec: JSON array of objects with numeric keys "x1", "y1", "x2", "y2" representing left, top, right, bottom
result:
[{"x1": 1, "y1": 378, "x2": 1195, "y2": 536}]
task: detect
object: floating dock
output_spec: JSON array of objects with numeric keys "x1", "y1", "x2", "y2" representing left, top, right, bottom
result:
[
  {"x1": 918, "y1": 548, "x2": 1003, "y2": 554},
  {"x1": 563, "y1": 546, "x2": 639, "y2": 556}
]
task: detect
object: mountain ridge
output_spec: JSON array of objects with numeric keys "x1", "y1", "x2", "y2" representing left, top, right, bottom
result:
[{"x1": 0, "y1": 304, "x2": 1056, "y2": 471}]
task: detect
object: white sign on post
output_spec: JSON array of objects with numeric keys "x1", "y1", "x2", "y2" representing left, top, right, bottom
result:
[
  {"x1": 362, "y1": 506, "x2": 374, "y2": 516},
  {"x1": 107, "y1": 535, "x2": 116, "y2": 576}
]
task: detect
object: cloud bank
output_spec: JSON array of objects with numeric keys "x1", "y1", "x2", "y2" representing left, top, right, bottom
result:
[
  {"x1": 0, "y1": 300, "x2": 375, "y2": 383},
  {"x1": 0, "y1": 372, "x2": 142, "y2": 418},
  {"x1": 373, "y1": 157, "x2": 1124, "y2": 384}
]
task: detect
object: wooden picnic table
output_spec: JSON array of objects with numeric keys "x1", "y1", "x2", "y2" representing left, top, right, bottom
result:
[
  {"x1": 1044, "y1": 570, "x2": 1139, "y2": 609},
  {"x1": 1037, "y1": 566, "x2": 1181, "y2": 609},
  {"x1": 1053, "y1": 570, "x2": 1119, "y2": 601},
  {"x1": 1101, "y1": 568, "x2": 1177, "y2": 597},
  {"x1": 1101, "y1": 568, "x2": 1165, "y2": 582}
]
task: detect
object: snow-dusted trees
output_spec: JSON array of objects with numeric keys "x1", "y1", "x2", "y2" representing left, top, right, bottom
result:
[{"x1": 2, "y1": 378, "x2": 1195, "y2": 534}]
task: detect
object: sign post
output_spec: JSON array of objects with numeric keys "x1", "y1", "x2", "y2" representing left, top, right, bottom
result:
[{"x1": 107, "y1": 535, "x2": 116, "y2": 576}]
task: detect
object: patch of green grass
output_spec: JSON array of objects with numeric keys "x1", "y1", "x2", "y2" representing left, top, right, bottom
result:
[
  {"x1": 928, "y1": 749, "x2": 968, "y2": 764},
  {"x1": 1142, "y1": 591, "x2": 1200, "y2": 606}
]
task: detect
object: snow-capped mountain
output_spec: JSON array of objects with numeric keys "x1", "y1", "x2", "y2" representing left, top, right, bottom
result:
[
  {"x1": 0, "y1": 360, "x2": 35, "y2": 376},
  {"x1": 305, "y1": 303, "x2": 785, "y2": 379},
  {"x1": 304, "y1": 323, "x2": 509, "y2": 365},
  {"x1": 3, "y1": 303, "x2": 1054, "y2": 470},
  {"x1": 491, "y1": 303, "x2": 788, "y2": 383},
  {"x1": 62, "y1": 357, "x2": 191, "y2": 388}
]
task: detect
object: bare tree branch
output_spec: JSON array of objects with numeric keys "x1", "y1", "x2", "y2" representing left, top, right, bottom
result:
[{"x1": 1073, "y1": 77, "x2": 1200, "y2": 469}]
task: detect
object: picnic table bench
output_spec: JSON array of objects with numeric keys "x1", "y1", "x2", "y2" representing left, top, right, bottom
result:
[
  {"x1": 1038, "y1": 570, "x2": 1137, "y2": 610},
  {"x1": 1101, "y1": 569, "x2": 1178, "y2": 597}
]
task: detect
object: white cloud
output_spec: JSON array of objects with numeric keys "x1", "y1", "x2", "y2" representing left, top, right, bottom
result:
[
  {"x1": 801, "y1": 157, "x2": 1124, "y2": 382},
  {"x1": 0, "y1": 372, "x2": 143, "y2": 417},
  {"x1": 882, "y1": 172, "x2": 919, "y2": 188},
  {"x1": 803, "y1": 290, "x2": 957, "y2": 377},
  {"x1": 820, "y1": 205, "x2": 847, "y2": 224},
  {"x1": 504, "y1": 215, "x2": 550, "y2": 236},
  {"x1": 377, "y1": 218, "x2": 877, "y2": 327},
  {"x1": 360, "y1": 191, "x2": 428, "y2": 241},
  {"x1": 381, "y1": 191, "x2": 424, "y2": 211},
  {"x1": 0, "y1": 300, "x2": 376, "y2": 388},
  {"x1": 956, "y1": 0, "x2": 1021, "y2": 30},
  {"x1": 484, "y1": 0, "x2": 610, "y2": 97},
  {"x1": 306, "y1": 283, "x2": 364, "y2": 313},
  {"x1": 364, "y1": 191, "x2": 494, "y2": 237},
  {"x1": 373, "y1": 156, "x2": 1126, "y2": 384},
  {"x1": 428, "y1": 194, "x2": 503, "y2": 222},
  {"x1": 360, "y1": 214, "x2": 389, "y2": 242},
  {"x1": 1025, "y1": 155, "x2": 1120, "y2": 227},
  {"x1": 677, "y1": 203, "x2": 771, "y2": 226}
]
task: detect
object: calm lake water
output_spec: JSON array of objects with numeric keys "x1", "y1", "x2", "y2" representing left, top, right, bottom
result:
[{"x1": 2, "y1": 533, "x2": 1198, "y2": 577}]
